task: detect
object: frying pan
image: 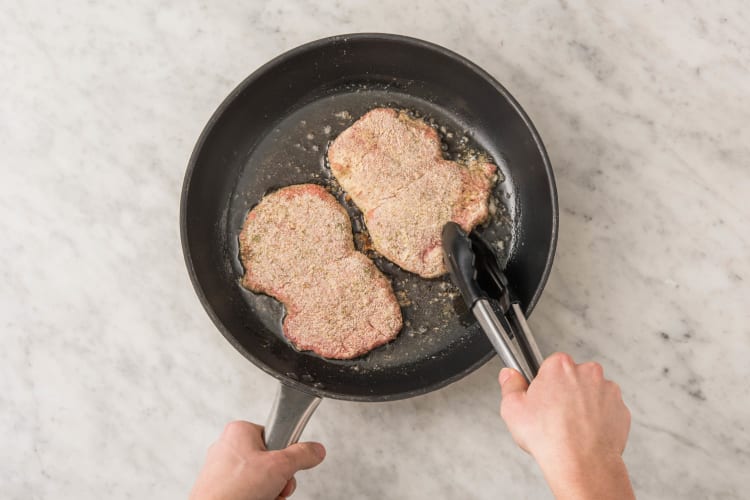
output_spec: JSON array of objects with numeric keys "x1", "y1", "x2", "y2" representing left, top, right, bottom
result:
[{"x1": 180, "y1": 33, "x2": 558, "y2": 450}]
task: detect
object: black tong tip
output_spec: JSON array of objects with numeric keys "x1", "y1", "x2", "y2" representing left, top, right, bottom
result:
[{"x1": 441, "y1": 222, "x2": 513, "y2": 311}]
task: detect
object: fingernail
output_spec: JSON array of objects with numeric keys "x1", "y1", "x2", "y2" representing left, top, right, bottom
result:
[
  {"x1": 311, "y1": 443, "x2": 326, "y2": 459},
  {"x1": 499, "y1": 368, "x2": 511, "y2": 385}
]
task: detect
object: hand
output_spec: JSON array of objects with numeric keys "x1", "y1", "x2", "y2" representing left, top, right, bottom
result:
[
  {"x1": 190, "y1": 421, "x2": 326, "y2": 500},
  {"x1": 498, "y1": 353, "x2": 634, "y2": 500}
]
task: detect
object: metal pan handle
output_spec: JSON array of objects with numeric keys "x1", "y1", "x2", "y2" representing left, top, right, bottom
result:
[{"x1": 263, "y1": 383, "x2": 322, "y2": 450}]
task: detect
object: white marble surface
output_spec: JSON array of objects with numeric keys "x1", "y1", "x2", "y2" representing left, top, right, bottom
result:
[{"x1": 2, "y1": 1, "x2": 749, "y2": 498}]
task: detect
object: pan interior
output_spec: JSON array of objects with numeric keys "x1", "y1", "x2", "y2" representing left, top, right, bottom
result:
[
  {"x1": 183, "y1": 35, "x2": 556, "y2": 400},
  {"x1": 226, "y1": 87, "x2": 516, "y2": 386}
]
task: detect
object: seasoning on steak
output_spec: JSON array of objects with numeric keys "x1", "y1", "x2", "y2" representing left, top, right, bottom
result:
[
  {"x1": 239, "y1": 184, "x2": 402, "y2": 359},
  {"x1": 328, "y1": 108, "x2": 497, "y2": 278}
]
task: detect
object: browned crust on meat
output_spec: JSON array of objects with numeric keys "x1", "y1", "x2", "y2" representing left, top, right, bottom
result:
[
  {"x1": 328, "y1": 108, "x2": 497, "y2": 277},
  {"x1": 239, "y1": 184, "x2": 402, "y2": 359}
]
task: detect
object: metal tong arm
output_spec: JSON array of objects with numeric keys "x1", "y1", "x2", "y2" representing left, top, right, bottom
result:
[
  {"x1": 508, "y1": 302, "x2": 544, "y2": 375},
  {"x1": 473, "y1": 299, "x2": 536, "y2": 382},
  {"x1": 442, "y1": 222, "x2": 544, "y2": 383}
]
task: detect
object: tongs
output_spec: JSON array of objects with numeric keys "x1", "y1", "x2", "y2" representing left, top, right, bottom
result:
[{"x1": 442, "y1": 222, "x2": 544, "y2": 383}]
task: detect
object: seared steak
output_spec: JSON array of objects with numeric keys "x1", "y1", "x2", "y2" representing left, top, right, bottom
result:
[
  {"x1": 239, "y1": 184, "x2": 402, "y2": 359},
  {"x1": 328, "y1": 108, "x2": 496, "y2": 278}
]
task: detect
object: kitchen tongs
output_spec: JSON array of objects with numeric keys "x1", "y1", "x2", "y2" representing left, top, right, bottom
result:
[{"x1": 442, "y1": 222, "x2": 544, "y2": 383}]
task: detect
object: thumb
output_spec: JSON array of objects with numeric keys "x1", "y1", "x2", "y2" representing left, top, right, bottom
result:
[
  {"x1": 277, "y1": 442, "x2": 326, "y2": 473},
  {"x1": 498, "y1": 367, "x2": 529, "y2": 398}
]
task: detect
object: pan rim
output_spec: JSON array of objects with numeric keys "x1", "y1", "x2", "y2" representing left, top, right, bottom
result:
[{"x1": 180, "y1": 32, "x2": 558, "y2": 402}]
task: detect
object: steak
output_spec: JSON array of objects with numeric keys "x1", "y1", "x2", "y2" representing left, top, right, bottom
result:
[
  {"x1": 328, "y1": 108, "x2": 497, "y2": 278},
  {"x1": 239, "y1": 184, "x2": 402, "y2": 359}
]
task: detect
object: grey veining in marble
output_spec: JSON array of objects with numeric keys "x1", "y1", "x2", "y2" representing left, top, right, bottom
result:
[{"x1": 2, "y1": 1, "x2": 749, "y2": 499}]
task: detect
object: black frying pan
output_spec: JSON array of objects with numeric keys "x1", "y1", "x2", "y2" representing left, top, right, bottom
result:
[{"x1": 180, "y1": 33, "x2": 557, "y2": 449}]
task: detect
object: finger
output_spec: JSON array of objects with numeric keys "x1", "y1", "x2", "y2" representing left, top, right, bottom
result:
[
  {"x1": 544, "y1": 352, "x2": 575, "y2": 369},
  {"x1": 219, "y1": 421, "x2": 265, "y2": 452},
  {"x1": 277, "y1": 442, "x2": 326, "y2": 473},
  {"x1": 579, "y1": 361, "x2": 604, "y2": 379},
  {"x1": 606, "y1": 380, "x2": 624, "y2": 401},
  {"x1": 279, "y1": 476, "x2": 297, "y2": 497},
  {"x1": 498, "y1": 368, "x2": 528, "y2": 399}
]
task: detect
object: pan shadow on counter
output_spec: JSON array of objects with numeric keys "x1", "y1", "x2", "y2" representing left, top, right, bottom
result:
[{"x1": 299, "y1": 358, "x2": 545, "y2": 499}]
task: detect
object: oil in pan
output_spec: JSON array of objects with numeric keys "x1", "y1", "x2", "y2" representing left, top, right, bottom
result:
[{"x1": 227, "y1": 86, "x2": 516, "y2": 370}]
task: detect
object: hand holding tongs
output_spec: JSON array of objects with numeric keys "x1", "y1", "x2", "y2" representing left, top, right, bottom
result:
[{"x1": 442, "y1": 222, "x2": 544, "y2": 383}]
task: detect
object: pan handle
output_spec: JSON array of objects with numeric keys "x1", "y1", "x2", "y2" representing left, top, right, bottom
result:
[{"x1": 264, "y1": 382, "x2": 322, "y2": 450}]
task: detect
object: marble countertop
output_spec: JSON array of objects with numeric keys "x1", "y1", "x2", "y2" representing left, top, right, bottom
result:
[{"x1": 3, "y1": 1, "x2": 749, "y2": 498}]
